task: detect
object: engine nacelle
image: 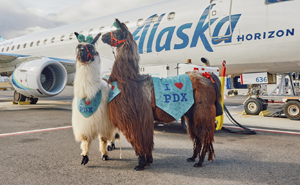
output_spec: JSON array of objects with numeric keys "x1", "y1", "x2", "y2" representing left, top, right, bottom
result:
[{"x1": 11, "y1": 58, "x2": 67, "y2": 98}]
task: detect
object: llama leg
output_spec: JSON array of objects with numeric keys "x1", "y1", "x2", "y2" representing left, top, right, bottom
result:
[
  {"x1": 187, "y1": 138, "x2": 200, "y2": 162},
  {"x1": 134, "y1": 153, "x2": 147, "y2": 171},
  {"x1": 99, "y1": 137, "x2": 109, "y2": 161},
  {"x1": 194, "y1": 147, "x2": 206, "y2": 167},
  {"x1": 186, "y1": 119, "x2": 201, "y2": 162},
  {"x1": 80, "y1": 137, "x2": 91, "y2": 165},
  {"x1": 146, "y1": 154, "x2": 153, "y2": 166},
  {"x1": 107, "y1": 140, "x2": 113, "y2": 151},
  {"x1": 107, "y1": 132, "x2": 119, "y2": 151}
]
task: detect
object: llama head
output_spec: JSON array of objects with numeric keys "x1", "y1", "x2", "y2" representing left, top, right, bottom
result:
[
  {"x1": 101, "y1": 19, "x2": 130, "y2": 48},
  {"x1": 75, "y1": 32, "x2": 101, "y2": 64}
]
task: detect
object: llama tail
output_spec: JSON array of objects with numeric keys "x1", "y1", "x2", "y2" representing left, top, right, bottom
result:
[{"x1": 210, "y1": 73, "x2": 223, "y2": 117}]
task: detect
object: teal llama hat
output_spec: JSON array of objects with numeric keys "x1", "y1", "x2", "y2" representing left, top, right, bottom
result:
[{"x1": 78, "y1": 34, "x2": 94, "y2": 44}]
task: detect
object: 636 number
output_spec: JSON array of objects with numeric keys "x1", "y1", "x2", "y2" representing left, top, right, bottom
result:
[{"x1": 256, "y1": 77, "x2": 267, "y2": 83}]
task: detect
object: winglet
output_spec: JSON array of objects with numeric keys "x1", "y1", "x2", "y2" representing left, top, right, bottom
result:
[{"x1": 0, "y1": 35, "x2": 5, "y2": 42}]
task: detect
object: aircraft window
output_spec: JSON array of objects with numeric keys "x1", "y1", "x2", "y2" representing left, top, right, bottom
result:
[
  {"x1": 30, "y1": 42, "x2": 34, "y2": 47},
  {"x1": 168, "y1": 12, "x2": 175, "y2": 21},
  {"x1": 17, "y1": 44, "x2": 20, "y2": 49},
  {"x1": 44, "y1": 39, "x2": 47, "y2": 45},
  {"x1": 88, "y1": 29, "x2": 93, "y2": 35},
  {"x1": 6, "y1": 47, "x2": 9, "y2": 51},
  {"x1": 51, "y1": 37, "x2": 55, "y2": 43},
  {"x1": 60, "y1": 35, "x2": 65, "y2": 41},
  {"x1": 152, "y1": 16, "x2": 158, "y2": 23},
  {"x1": 1, "y1": 48, "x2": 4, "y2": 52},
  {"x1": 69, "y1": 33, "x2": 73, "y2": 40},
  {"x1": 37, "y1": 40, "x2": 40, "y2": 46},
  {"x1": 99, "y1": 26, "x2": 105, "y2": 33},
  {"x1": 11, "y1": 45, "x2": 15, "y2": 51},
  {"x1": 111, "y1": 25, "x2": 117, "y2": 31},
  {"x1": 137, "y1": 19, "x2": 144, "y2": 27},
  {"x1": 23, "y1": 43, "x2": 27, "y2": 48}
]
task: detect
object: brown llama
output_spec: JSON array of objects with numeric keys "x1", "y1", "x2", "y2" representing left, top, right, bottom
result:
[{"x1": 101, "y1": 19, "x2": 222, "y2": 171}]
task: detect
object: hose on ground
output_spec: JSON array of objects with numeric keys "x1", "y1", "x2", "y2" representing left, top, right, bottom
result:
[{"x1": 222, "y1": 105, "x2": 257, "y2": 135}]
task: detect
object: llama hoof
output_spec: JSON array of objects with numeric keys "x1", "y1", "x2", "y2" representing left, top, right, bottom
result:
[
  {"x1": 107, "y1": 145, "x2": 113, "y2": 151},
  {"x1": 146, "y1": 156, "x2": 153, "y2": 166},
  {"x1": 102, "y1": 155, "x2": 109, "y2": 161},
  {"x1": 187, "y1": 158, "x2": 196, "y2": 162},
  {"x1": 193, "y1": 163, "x2": 202, "y2": 167},
  {"x1": 134, "y1": 165, "x2": 145, "y2": 171},
  {"x1": 81, "y1": 155, "x2": 89, "y2": 165}
]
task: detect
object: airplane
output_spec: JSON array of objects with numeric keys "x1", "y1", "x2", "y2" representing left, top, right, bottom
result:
[{"x1": 0, "y1": 0, "x2": 299, "y2": 108}]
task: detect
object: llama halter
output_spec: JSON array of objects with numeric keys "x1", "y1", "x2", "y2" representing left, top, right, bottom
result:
[
  {"x1": 110, "y1": 32, "x2": 127, "y2": 47},
  {"x1": 84, "y1": 45, "x2": 94, "y2": 61}
]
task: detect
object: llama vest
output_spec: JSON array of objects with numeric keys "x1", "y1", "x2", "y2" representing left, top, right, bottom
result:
[
  {"x1": 108, "y1": 81, "x2": 121, "y2": 103},
  {"x1": 77, "y1": 90, "x2": 102, "y2": 118},
  {"x1": 152, "y1": 74, "x2": 194, "y2": 120}
]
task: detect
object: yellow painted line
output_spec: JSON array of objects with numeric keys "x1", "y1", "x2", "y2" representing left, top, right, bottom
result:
[{"x1": 240, "y1": 115, "x2": 254, "y2": 118}]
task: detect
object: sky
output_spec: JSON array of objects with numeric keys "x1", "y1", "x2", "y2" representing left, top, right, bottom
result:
[{"x1": 0, "y1": 0, "x2": 167, "y2": 39}]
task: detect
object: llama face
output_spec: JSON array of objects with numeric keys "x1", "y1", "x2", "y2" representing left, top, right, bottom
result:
[
  {"x1": 75, "y1": 32, "x2": 102, "y2": 64},
  {"x1": 101, "y1": 19, "x2": 128, "y2": 47},
  {"x1": 76, "y1": 43, "x2": 96, "y2": 63}
]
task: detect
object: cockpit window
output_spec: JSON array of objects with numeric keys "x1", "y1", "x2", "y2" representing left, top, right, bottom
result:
[{"x1": 266, "y1": 0, "x2": 292, "y2": 4}]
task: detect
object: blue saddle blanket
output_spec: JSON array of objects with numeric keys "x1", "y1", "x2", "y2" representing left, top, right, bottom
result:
[
  {"x1": 77, "y1": 90, "x2": 102, "y2": 118},
  {"x1": 152, "y1": 74, "x2": 194, "y2": 120},
  {"x1": 108, "y1": 81, "x2": 121, "y2": 103}
]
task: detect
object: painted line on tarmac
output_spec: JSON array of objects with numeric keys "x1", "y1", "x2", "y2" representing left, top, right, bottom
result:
[
  {"x1": 223, "y1": 126, "x2": 300, "y2": 136},
  {"x1": 0, "y1": 126, "x2": 72, "y2": 138}
]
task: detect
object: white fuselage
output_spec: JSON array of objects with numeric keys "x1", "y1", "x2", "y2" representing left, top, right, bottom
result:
[{"x1": 0, "y1": 0, "x2": 299, "y2": 76}]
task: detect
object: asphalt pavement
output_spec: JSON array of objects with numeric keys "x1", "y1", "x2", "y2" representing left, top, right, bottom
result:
[{"x1": 0, "y1": 87, "x2": 300, "y2": 185}]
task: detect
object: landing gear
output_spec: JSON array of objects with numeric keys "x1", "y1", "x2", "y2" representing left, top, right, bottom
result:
[
  {"x1": 13, "y1": 91, "x2": 26, "y2": 103},
  {"x1": 29, "y1": 97, "x2": 38, "y2": 104},
  {"x1": 228, "y1": 90, "x2": 238, "y2": 96},
  {"x1": 244, "y1": 98, "x2": 262, "y2": 115},
  {"x1": 283, "y1": 101, "x2": 300, "y2": 120},
  {"x1": 13, "y1": 91, "x2": 38, "y2": 104}
]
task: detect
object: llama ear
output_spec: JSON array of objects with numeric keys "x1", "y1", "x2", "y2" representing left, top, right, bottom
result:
[
  {"x1": 92, "y1": 33, "x2": 101, "y2": 45},
  {"x1": 115, "y1": 18, "x2": 126, "y2": 32},
  {"x1": 74, "y1": 32, "x2": 85, "y2": 42},
  {"x1": 74, "y1": 32, "x2": 79, "y2": 39}
]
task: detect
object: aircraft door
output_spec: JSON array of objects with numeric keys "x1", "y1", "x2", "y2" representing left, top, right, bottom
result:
[{"x1": 209, "y1": 0, "x2": 234, "y2": 43}]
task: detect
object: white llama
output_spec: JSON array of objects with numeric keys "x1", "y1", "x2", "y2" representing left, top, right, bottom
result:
[{"x1": 72, "y1": 32, "x2": 118, "y2": 165}]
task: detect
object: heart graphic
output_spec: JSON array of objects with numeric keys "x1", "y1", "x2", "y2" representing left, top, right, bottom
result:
[
  {"x1": 85, "y1": 100, "x2": 91, "y2": 105},
  {"x1": 112, "y1": 85, "x2": 115, "y2": 90},
  {"x1": 175, "y1": 82, "x2": 183, "y2": 90}
]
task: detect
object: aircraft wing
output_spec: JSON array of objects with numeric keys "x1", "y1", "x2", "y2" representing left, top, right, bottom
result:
[{"x1": 0, "y1": 53, "x2": 75, "y2": 73}]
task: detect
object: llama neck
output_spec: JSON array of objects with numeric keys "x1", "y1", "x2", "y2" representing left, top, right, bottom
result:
[
  {"x1": 110, "y1": 43, "x2": 140, "y2": 83},
  {"x1": 74, "y1": 56, "x2": 102, "y2": 100}
]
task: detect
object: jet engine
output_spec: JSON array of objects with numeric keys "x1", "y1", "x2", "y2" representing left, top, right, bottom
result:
[{"x1": 11, "y1": 58, "x2": 67, "y2": 98}]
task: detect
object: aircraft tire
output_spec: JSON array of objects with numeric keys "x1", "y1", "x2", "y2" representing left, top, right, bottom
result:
[
  {"x1": 13, "y1": 91, "x2": 26, "y2": 103},
  {"x1": 30, "y1": 98, "x2": 38, "y2": 104},
  {"x1": 257, "y1": 98, "x2": 268, "y2": 111},
  {"x1": 283, "y1": 101, "x2": 300, "y2": 120},
  {"x1": 244, "y1": 98, "x2": 262, "y2": 115}
]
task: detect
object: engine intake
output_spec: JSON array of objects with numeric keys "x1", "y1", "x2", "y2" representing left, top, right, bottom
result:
[{"x1": 11, "y1": 58, "x2": 67, "y2": 98}]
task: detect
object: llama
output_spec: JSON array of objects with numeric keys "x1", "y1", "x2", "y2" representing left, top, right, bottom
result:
[
  {"x1": 72, "y1": 32, "x2": 118, "y2": 165},
  {"x1": 101, "y1": 19, "x2": 222, "y2": 171}
]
